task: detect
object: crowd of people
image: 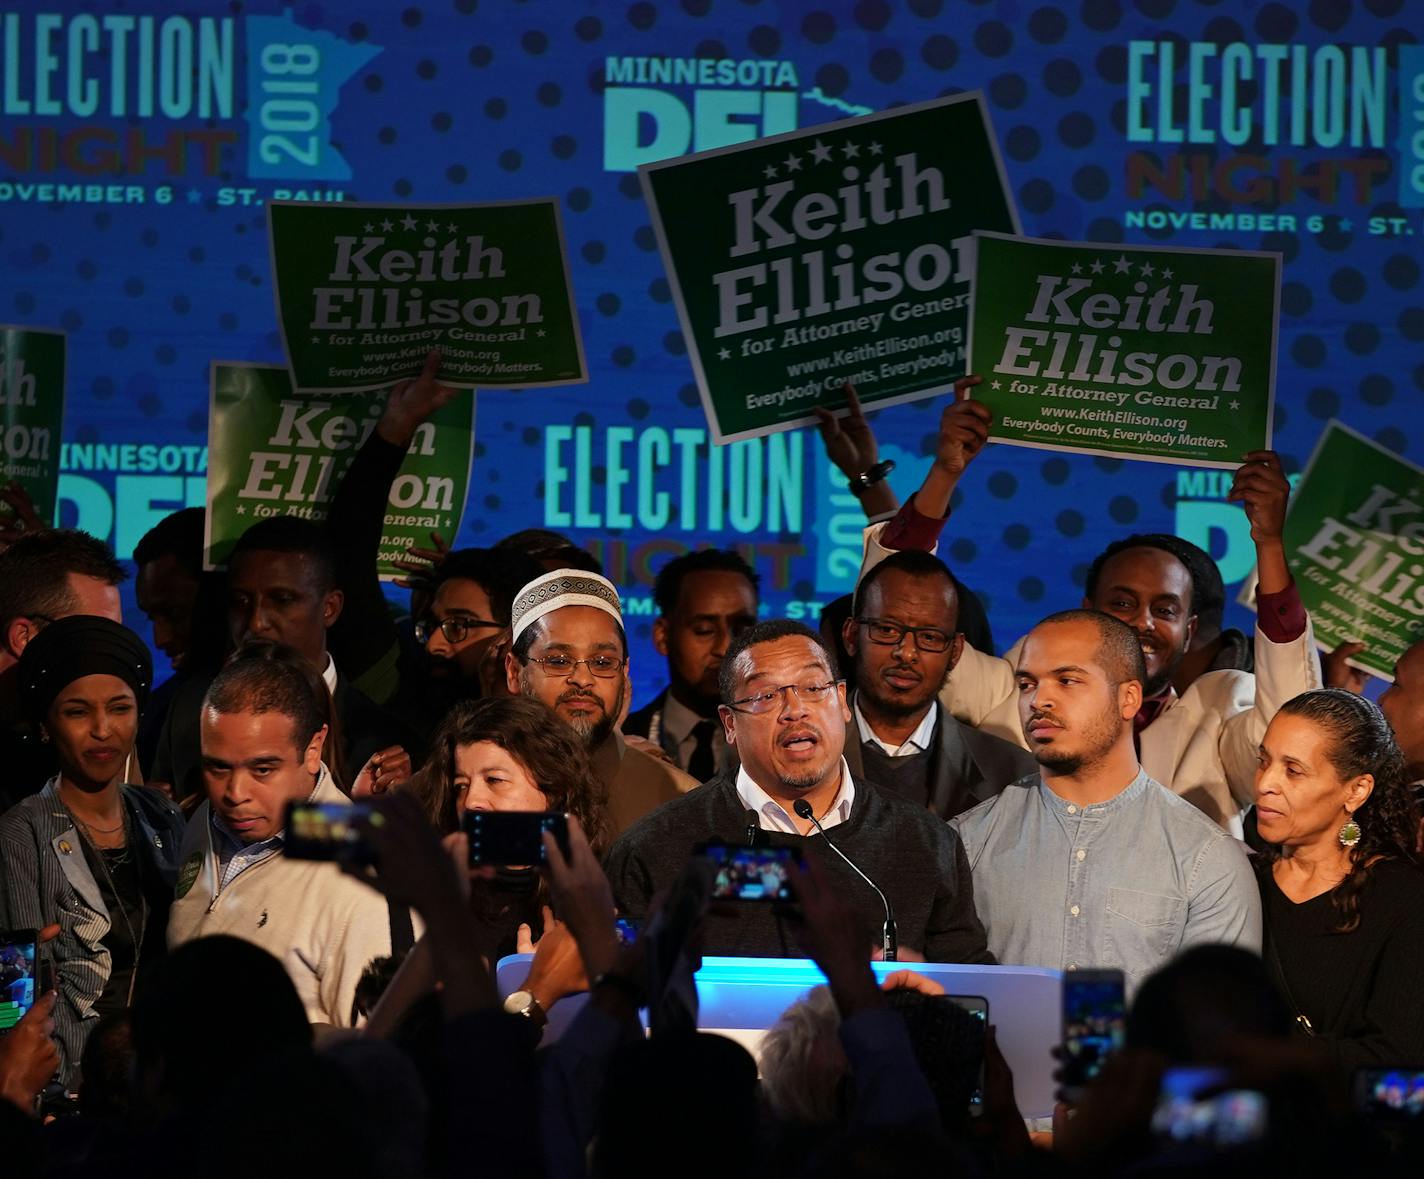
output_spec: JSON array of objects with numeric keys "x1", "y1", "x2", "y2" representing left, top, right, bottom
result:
[{"x1": 0, "y1": 365, "x2": 1422, "y2": 1176}]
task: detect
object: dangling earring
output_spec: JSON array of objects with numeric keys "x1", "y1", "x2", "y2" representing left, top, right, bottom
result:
[
  {"x1": 1339, "y1": 814, "x2": 1362, "y2": 848},
  {"x1": 39, "y1": 729, "x2": 50, "y2": 744}
]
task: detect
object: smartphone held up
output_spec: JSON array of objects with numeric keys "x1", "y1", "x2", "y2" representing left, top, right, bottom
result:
[
  {"x1": 0, "y1": 929, "x2": 39, "y2": 1035},
  {"x1": 463, "y1": 810, "x2": 570, "y2": 867},
  {"x1": 697, "y1": 841, "x2": 801, "y2": 903},
  {"x1": 1059, "y1": 968, "x2": 1126, "y2": 1104}
]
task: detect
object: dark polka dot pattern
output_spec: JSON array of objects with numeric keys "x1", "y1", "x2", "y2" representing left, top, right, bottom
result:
[{"x1": 7, "y1": 0, "x2": 1415, "y2": 704}]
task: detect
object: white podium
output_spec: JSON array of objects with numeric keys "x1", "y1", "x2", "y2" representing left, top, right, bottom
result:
[{"x1": 497, "y1": 954, "x2": 1063, "y2": 1118}]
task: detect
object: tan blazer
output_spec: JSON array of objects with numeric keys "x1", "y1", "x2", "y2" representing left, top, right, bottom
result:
[{"x1": 592, "y1": 730, "x2": 698, "y2": 838}]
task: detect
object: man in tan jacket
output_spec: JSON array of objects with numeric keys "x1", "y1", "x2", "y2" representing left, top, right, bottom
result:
[{"x1": 506, "y1": 569, "x2": 695, "y2": 836}]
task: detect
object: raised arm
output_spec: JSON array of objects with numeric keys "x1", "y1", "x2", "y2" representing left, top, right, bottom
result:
[
  {"x1": 326, "y1": 350, "x2": 458, "y2": 698},
  {"x1": 859, "y1": 376, "x2": 992, "y2": 574},
  {"x1": 789, "y1": 853, "x2": 940, "y2": 1133},
  {"x1": 1219, "y1": 451, "x2": 1323, "y2": 804},
  {"x1": 815, "y1": 381, "x2": 899, "y2": 518}
]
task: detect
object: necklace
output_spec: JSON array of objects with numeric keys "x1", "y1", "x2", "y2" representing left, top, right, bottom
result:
[
  {"x1": 72, "y1": 811, "x2": 126, "y2": 839},
  {"x1": 69, "y1": 800, "x2": 149, "y2": 1008},
  {"x1": 60, "y1": 782, "x2": 127, "y2": 840}
]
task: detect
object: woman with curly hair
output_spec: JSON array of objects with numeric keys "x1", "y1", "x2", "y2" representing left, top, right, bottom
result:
[
  {"x1": 402, "y1": 695, "x2": 609, "y2": 953},
  {"x1": 1254, "y1": 687, "x2": 1424, "y2": 1071},
  {"x1": 411, "y1": 694, "x2": 609, "y2": 853},
  {"x1": 360, "y1": 697, "x2": 611, "y2": 1035}
]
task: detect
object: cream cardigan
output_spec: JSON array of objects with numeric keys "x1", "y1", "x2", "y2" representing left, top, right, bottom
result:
[{"x1": 168, "y1": 767, "x2": 400, "y2": 1028}]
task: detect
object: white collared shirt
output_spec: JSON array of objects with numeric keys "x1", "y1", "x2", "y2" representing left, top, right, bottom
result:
[
  {"x1": 321, "y1": 653, "x2": 338, "y2": 697},
  {"x1": 853, "y1": 698, "x2": 937, "y2": 758},
  {"x1": 735, "y1": 758, "x2": 855, "y2": 834}
]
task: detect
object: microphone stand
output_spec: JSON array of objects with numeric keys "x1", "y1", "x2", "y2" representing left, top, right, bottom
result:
[{"x1": 793, "y1": 798, "x2": 897, "y2": 961}]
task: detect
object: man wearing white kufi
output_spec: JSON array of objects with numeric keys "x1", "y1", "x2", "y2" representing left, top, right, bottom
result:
[{"x1": 505, "y1": 569, "x2": 696, "y2": 835}]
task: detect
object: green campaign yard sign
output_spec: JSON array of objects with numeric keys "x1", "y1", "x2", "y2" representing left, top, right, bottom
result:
[
  {"x1": 640, "y1": 93, "x2": 1019, "y2": 444},
  {"x1": 205, "y1": 362, "x2": 475, "y2": 580},
  {"x1": 268, "y1": 199, "x2": 586, "y2": 394},
  {"x1": 0, "y1": 325, "x2": 64, "y2": 523},
  {"x1": 1270, "y1": 421, "x2": 1424, "y2": 682},
  {"x1": 967, "y1": 233, "x2": 1279, "y2": 468}
]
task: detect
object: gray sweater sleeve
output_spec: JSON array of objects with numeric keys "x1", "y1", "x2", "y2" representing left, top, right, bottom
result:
[{"x1": 922, "y1": 823, "x2": 995, "y2": 964}]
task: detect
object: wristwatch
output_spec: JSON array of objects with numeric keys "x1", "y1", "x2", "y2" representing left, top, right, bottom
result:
[
  {"x1": 501, "y1": 989, "x2": 548, "y2": 1028},
  {"x1": 850, "y1": 459, "x2": 895, "y2": 493}
]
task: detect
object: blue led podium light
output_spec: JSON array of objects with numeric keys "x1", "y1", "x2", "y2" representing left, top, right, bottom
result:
[{"x1": 497, "y1": 954, "x2": 1063, "y2": 1117}]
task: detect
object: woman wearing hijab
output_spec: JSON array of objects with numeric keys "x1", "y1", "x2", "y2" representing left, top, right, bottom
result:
[{"x1": 0, "y1": 615, "x2": 185, "y2": 1085}]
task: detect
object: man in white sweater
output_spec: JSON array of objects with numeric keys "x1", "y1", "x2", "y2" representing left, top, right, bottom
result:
[{"x1": 168, "y1": 648, "x2": 401, "y2": 1029}]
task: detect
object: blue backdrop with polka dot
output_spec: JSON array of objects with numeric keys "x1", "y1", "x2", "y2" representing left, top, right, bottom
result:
[{"x1": 4, "y1": 0, "x2": 1418, "y2": 706}]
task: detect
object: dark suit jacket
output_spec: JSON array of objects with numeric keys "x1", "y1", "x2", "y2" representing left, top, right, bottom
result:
[
  {"x1": 151, "y1": 665, "x2": 416, "y2": 801},
  {"x1": 844, "y1": 697, "x2": 1037, "y2": 820},
  {"x1": 621, "y1": 688, "x2": 665, "y2": 741}
]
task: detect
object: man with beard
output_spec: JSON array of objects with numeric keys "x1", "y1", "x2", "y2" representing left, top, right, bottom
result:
[
  {"x1": 843, "y1": 549, "x2": 1036, "y2": 818},
  {"x1": 605, "y1": 620, "x2": 992, "y2": 961},
  {"x1": 624, "y1": 549, "x2": 760, "y2": 780},
  {"x1": 506, "y1": 569, "x2": 695, "y2": 836},
  {"x1": 950, "y1": 610, "x2": 1258, "y2": 996},
  {"x1": 390, "y1": 547, "x2": 544, "y2": 734},
  {"x1": 935, "y1": 434, "x2": 1320, "y2": 830}
]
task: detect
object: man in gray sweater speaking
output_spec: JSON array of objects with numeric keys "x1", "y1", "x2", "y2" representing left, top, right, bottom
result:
[{"x1": 604, "y1": 620, "x2": 993, "y2": 963}]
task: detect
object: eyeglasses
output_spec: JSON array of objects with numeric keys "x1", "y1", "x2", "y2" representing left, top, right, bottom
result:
[
  {"x1": 855, "y1": 618, "x2": 954, "y2": 653},
  {"x1": 525, "y1": 653, "x2": 626, "y2": 678},
  {"x1": 728, "y1": 680, "x2": 840, "y2": 714},
  {"x1": 415, "y1": 615, "x2": 502, "y2": 645}
]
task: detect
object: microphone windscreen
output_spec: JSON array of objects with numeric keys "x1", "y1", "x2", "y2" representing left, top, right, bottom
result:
[{"x1": 793, "y1": 798, "x2": 814, "y2": 820}]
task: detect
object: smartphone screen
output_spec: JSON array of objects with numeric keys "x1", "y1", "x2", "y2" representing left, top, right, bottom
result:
[
  {"x1": 464, "y1": 810, "x2": 569, "y2": 866},
  {"x1": 1060, "y1": 969, "x2": 1126, "y2": 1100},
  {"x1": 285, "y1": 801, "x2": 379, "y2": 863},
  {"x1": 699, "y1": 842, "x2": 800, "y2": 902},
  {"x1": 1152, "y1": 1067, "x2": 1268, "y2": 1147},
  {"x1": 0, "y1": 930, "x2": 39, "y2": 1035},
  {"x1": 949, "y1": 994, "x2": 989, "y2": 1117},
  {"x1": 1354, "y1": 1068, "x2": 1424, "y2": 1121}
]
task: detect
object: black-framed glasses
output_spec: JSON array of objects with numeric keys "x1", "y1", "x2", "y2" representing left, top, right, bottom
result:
[
  {"x1": 525, "y1": 653, "x2": 626, "y2": 678},
  {"x1": 855, "y1": 618, "x2": 954, "y2": 653},
  {"x1": 727, "y1": 680, "x2": 841, "y2": 715},
  {"x1": 415, "y1": 615, "x2": 502, "y2": 645}
]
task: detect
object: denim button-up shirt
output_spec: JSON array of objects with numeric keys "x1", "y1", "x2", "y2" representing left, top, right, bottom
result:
[{"x1": 951, "y1": 768, "x2": 1261, "y2": 995}]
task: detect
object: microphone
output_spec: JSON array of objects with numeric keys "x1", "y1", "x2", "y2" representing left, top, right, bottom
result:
[
  {"x1": 743, "y1": 809, "x2": 760, "y2": 846},
  {"x1": 793, "y1": 798, "x2": 897, "y2": 962}
]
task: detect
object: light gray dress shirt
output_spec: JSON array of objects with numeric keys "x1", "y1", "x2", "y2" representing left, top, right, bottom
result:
[{"x1": 951, "y1": 767, "x2": 1261, "y2": 995}]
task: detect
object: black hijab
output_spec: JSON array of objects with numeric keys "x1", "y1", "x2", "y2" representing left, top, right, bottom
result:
[{"x1": 18, "y1": 614, "x2": 153, "y2": 723}]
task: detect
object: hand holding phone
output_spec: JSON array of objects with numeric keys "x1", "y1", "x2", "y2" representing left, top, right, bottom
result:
[
  {"x1": 1059, "y1": 968, "x2": 1126, "y2": 1104},
  {"x1": 285, "y1": 801, "x2": 380, "y2": 864},
  {"x1": 0, "y1": 930, "x2": 38, "y2": 1035},
  {"x1": 463, "y1": 810, "x2": 570, "y2": 867},
  {"x1": 949, "y1": 995, "x2": 989, "y2": 1117},
  {"x1": 696, "y1": 841, "x2": 801, "y2": 902}
]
